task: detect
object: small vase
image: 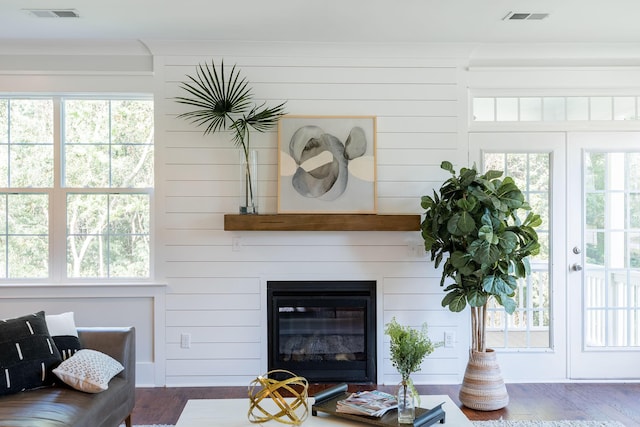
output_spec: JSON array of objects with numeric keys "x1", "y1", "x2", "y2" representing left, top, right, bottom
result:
[
  {"x1": 240, "y1": 150, "x2": 258, "y2": 214},
  {"x1": 397, "y1": 380, "x2": 415, "y2": 424}
]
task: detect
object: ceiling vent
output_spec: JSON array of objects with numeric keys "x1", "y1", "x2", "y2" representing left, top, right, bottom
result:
[
  {"x1": 24, "y1": 9, "x2": 80, "y2": 18},
  {"x1": 503, "y1": 12, "x2": 549, "y2": 21}
]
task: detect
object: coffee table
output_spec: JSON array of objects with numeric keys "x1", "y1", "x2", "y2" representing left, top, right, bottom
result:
[{"x1": 175, "y1": 395, "x2": 472, "y2": 426}]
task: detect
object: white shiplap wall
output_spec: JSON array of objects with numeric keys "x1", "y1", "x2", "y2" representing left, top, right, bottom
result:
[{"x1": 153, "y1": 43, "x2": 470, "y2": 386}]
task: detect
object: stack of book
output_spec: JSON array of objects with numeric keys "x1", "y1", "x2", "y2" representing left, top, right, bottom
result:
[{"x1": 335, "y1": 390, "x2": 398, "y2": 417}]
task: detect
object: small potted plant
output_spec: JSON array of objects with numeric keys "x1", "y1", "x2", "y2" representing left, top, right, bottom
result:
[{"x1": 385, "y1": 317, "x2": 442, "y2": 424}]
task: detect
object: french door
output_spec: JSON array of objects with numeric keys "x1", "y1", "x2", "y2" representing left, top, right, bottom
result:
[
  {"x1": 568, "y1": 132, "x2": 640, "y2": 379},
  {"x1": 472, "y1": 131, "x2": 640, "y2": 380}
]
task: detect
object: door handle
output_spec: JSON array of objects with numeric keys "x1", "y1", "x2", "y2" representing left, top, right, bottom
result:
[{"x1": 571, "y1": 263, "x2": 583, "y2": 271}]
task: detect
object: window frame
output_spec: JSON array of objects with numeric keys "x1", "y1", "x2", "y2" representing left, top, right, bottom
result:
[{"x1": 0, "y1": 94, "x2": 154, "y2": 283}]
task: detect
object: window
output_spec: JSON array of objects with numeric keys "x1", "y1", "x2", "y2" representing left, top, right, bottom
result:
[
  {"x1": 0, "y1": 96, "x2": 153, "y2": 280},
  {"x1": 483, "y1": 153, "x2": 551, "y2": 349},
  {"x1": 473, "y1": 95, "x2": 640, "y2": 122}
]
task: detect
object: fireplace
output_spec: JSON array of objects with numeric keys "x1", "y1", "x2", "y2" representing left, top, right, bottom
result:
[{"x1": 267, "y1": 280, "x2": 376, "y2": 383}]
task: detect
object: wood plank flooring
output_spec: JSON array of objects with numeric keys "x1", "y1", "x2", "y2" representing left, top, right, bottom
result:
[{"x1": 130, "y1": 383, "x2": 640, "y2": 425}]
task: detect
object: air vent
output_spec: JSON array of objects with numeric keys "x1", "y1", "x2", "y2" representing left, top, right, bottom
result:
[
  {"x1": 24, "y1": 9, "x2": 80, "y2": 18},
  {"x1": 503, "y1": 12, "x2": 549, "y2": 21}
]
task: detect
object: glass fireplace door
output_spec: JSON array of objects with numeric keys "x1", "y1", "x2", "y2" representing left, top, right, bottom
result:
[{"x1": 267, "y1": 281, "x2": 376, "y2": 383}]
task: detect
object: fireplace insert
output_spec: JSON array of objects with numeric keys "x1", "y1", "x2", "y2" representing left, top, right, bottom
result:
[{"x1": 267, "y1": 280, "x2": 376, "y2": 383}]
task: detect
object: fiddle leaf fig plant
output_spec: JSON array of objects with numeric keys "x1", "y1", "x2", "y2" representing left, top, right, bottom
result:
[{"x1": 421, "y1": 161, "x2": 541, "y2": 352}]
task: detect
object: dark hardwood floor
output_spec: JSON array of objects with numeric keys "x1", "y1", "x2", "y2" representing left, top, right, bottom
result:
[{"x1": 131, "y1": 383, "x2": 640, "y2": 425}]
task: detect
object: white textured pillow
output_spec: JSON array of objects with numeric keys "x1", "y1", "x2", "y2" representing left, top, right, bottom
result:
[{"x1": 52, "y1": 349, "x2": 124, "y2": 393}]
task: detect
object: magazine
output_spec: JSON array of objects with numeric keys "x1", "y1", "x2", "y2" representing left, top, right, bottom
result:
[{"x1": 336, "y1": 390, "x2": 398, "y2": 417}]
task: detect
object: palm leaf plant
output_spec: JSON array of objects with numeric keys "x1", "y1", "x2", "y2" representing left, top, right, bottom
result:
[{"x1": 175, "y1": 60, "x2": 287, "y2": 213}]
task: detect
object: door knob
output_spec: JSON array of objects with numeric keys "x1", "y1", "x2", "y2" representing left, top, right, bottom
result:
[
  {"x1": 571, "y1": 263, "x2": 583, "y2": 271},
  {"x1": 573, "y1": 247, "x2": 582, "y2": 254}
]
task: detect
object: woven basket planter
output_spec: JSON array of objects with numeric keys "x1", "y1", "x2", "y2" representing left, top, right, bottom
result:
[{"x1": 459, "y1": 349, "x2": 509, "y2": 411}]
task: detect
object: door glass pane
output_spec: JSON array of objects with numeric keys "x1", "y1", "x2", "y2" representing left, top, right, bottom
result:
[
  {"x1": 483, "y1": 152, "x2": 551, "y2": 349},
  {"x1": 583, "y1": 151, "x2": 640, "y2": 348}
]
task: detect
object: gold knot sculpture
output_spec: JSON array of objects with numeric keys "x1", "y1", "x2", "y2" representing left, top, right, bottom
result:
[{"x1": 248, "y1": 370, "x2": 309, "y2": 425}]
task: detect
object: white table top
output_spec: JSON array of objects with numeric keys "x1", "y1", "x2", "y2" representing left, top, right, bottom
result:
[{"x1": 175, "y1": 395, "x2": 472, "y2": 427}]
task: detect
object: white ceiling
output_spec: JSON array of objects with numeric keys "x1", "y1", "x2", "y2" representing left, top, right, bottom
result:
[{"x1": 1, "y1": 0, "x2": 640, "y2": 45}]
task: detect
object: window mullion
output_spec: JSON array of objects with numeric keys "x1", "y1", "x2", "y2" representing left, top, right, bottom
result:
[{"x1": 51, "y1": 97, "x2": 65, "y2": 282}]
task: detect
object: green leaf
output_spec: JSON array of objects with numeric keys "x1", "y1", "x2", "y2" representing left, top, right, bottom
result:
[
  {"x1": 483, "y1": 169, "x2": 503, "y2": 180},
  {"x1": 499, "y1": 230, "x2": 518, "y2": 253},
  {"x1": 456, "y1": 198, "x2": 476, "y2": 211},
  {"x1": 459, "y1": 168, "x2": 477, "y2": 187},
  {"x1": 442, "y1": 290, "x2": 467, "y2": 312},
  {"x1": 450, "y1": 251, "x2": 468, "y2": 268},
  {"x1": 447, "y1": 212, "x2": 476, "y2": 236},
  {"x1": 470, "y1": 185, "x2": 492, "y2": 205},
  {"x1": 434, "y1": 252, "x2": 443, "y2": 268},
  {"x1": 441, "y1": 161, "x2": 454, "y2": 174},
  {"x1": 472, "y1": 240, "x2": 501, "y2": 266},
  {"x1": 422, "y1": 234, "x2": 436, "y2": 251},
  {"x1": 524, "y1": 212, "x2": 543, "y2": 228},
  {"x1": 450, "y1": 251, "x2": 476, "y2": 275},
  {"x1": 504, "y1": 275, "x2": 518, "y2": 292},
  {"x1": 522, "y1": 257, "x2": 531, "y2": 276},
  {"x1": 495, "y1": 294, "x2": 517, "y2": 314},
  {"x1": 478, "y1": 224, "x2": 494, "y2": 242},
  {"x1": 467, "y1": 288, "x2": 487, "y2": 307},
  {"x1": 502, "y1": 190, "x2": 525, "y2": 209},
  {"x1": 497, "y1": 181, "x2": 519, "y2": 195},
  {"x1": 482, "y1": 275, "x2": 512, "y2": 295},
  {"x1": 489, "y1": 195, "x2": 507, "y2": 212},
  {"x1": 421, "y1": 195, "x2": 434, "y2": 210}
]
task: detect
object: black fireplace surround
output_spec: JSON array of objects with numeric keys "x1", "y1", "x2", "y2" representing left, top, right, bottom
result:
[{"x1": 267, "y1": 280, "x2": 376, "y2": 383}]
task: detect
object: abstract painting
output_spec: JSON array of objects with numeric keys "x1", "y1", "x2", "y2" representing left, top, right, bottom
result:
[{"x1": 277, "y1": 115, "x2": 376, "y2": 213}]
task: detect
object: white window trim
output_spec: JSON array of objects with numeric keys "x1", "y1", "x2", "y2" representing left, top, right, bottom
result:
[{"x1": 1, "y1": 94, "x2": 154, "y2": 284}]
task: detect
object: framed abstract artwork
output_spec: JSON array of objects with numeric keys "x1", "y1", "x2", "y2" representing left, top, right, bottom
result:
[{"x1": 277, "y1": 115, "x2": 377, "y2": 213}]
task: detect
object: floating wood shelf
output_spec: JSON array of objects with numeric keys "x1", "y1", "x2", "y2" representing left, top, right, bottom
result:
[{"x1": 224, "y1": 214, "x2": 421, "y2": 231}]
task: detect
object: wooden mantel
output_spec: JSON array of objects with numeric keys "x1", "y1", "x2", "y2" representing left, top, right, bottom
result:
[{"x1": 224, "y1": 214, "x2": 421, "y2": 231}]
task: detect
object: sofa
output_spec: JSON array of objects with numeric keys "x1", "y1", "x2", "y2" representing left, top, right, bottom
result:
[{"x1": 0, "y1": 326, "x2": 136, "y2": 427}]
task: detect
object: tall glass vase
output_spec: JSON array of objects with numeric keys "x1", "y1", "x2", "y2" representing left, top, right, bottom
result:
[
  {"x1": 397, "y1": 380, "x2": 415, "y2": 424},
  {"x1": 240, "y1": 150, "x2": 258, "y2": 214}
]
